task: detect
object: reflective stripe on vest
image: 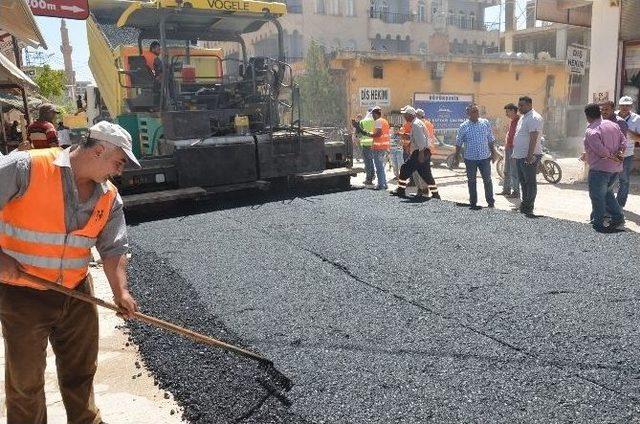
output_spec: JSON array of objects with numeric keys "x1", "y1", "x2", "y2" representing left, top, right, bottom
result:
[
  {"x1": 372, "y1": 118, "x2": 390, "y2": 150},
  {"x1": 2, "y1": 249, "x2": 91, "y2": 270},
  {"x1": 0, "y1": 222, "x2": 96, "y2": 248},
  {"x1": 359, "y1": 118, "x2": 374, "y2": 147},
  {"x1": 0, "y1": 148, "x2": 117, "y2": 290}
]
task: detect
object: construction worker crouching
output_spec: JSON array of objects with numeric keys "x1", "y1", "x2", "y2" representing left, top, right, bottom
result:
[
  {"x1": 0, "y1": 121, "x2": 141, "y2": 423},
  {"x1": 392, "y1": 106, "x2": 440, "y2": 199}
]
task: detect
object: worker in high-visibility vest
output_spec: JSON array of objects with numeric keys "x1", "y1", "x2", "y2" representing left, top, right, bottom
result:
[
  {"x1": 0, "y1": 121, "x2": 141, "y2": 423},
  {"x1": 358, "y1": 110, "x2": 376, "y2": 185},
  {"x1": 365, "y1": 106, "x2": 390, "y2": 190}
]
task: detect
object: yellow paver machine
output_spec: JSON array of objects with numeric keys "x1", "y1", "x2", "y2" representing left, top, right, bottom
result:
[{"x1": 88, "y1": 0, "x2": 357, "y2": 207}]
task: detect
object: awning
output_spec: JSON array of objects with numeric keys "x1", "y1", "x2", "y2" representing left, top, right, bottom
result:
[
  {"x1": 0, "y1": 52, "x2": 39, "y2": 92},
  {"x1": 0, "y1": 90, "x2": 43, "y2": 113},
  {"x1": 0, "y1": 0, "x2": 47, "y2": 48}
]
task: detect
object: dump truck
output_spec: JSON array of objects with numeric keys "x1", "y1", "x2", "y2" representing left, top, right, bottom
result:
[{"x1": 87, "y1": 0, "x2": 357, "y2": 207}]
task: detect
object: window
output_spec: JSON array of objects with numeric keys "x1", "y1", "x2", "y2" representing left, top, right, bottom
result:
[
  {"x1": 287, "y1": 0, "x2": 302, "y2": 13},
  {"x1": 316, "y1": 0, "x2": 325, "y2": 14},
  {"x1": 373, "y1": 65, "x2": 384, "y2": 79},
  {"x1": 345, "y1": 39, "x2": 357, "y2": 51},
  {"x1": 328, "y1": 0, "x2": 339, "y2": 15},
  {"x1": 345, "y1": 0, "x2": 355, "y2": 16},
  {"x1": 459, "y1": 11, "x2": 466, "y2": 29},
  {"x1": 473, "y1": 71, "x2": 481, "y2": 82},
  {"x1": 417, "y1": 1, "x2": 426, "y2": 22},
  {"x1": 469, "y1": 12, "x2": 476, "y2": 29}
]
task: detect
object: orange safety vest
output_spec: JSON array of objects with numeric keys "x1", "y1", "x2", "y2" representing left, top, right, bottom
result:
[
  {"x1": 0, "y1": 148, "x2": 117, "y2": 290},
  {"x1": 400, "y1": 121, "x2": 412, "y2": 154},
  {"x1": 422, "y1": 118, "x2": 435, "y2": 140},
  {"x1": 372, "y1": 118, "x2": 391, "y2": 151}
]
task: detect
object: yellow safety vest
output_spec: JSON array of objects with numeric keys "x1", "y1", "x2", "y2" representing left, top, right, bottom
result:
[{"x1": 359, "y1": 118, "x2": 374, "y2": 147}]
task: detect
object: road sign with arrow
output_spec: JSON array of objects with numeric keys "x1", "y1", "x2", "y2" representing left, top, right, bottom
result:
[{"x1": 28, "y1": 0, "x2": 90, "y2": 20}]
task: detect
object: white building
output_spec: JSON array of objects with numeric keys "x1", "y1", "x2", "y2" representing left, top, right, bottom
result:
[{"x1": 538, "y1": 0, "x2": 639, "y2": 105}]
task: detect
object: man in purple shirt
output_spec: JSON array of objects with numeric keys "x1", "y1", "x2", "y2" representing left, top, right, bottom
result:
[
  {"x1": 600, "y1": 100, "x2": 628, "y2": 136},
  {"x1": 583, "y1": 103, "x2": 627, "y2": 232}
]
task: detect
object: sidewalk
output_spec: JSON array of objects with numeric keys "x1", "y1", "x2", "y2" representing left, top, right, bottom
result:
[
  {"x1": 353, "y1": 157, "x2": 640, "y2": 233},
  {"x1": 0, "y1": 261, "x2": 184, "y2": 423}
]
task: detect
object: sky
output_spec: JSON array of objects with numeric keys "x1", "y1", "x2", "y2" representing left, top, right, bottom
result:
[
  {"x1": 26, "y1": 0, "x2": 529, "y2": 83},
  {"x1": 28, "y1": 16, "x2": 93, "y2": 82}
]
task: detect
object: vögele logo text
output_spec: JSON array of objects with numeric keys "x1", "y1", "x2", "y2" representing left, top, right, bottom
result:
[{"x1": 205, "y1": 0, "x2": 250, "y2": 11}]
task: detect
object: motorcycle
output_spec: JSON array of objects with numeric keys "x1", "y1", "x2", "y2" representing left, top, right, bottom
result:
[{"x1": 495, "y1": 142, "x2": 562, "y2": 184}]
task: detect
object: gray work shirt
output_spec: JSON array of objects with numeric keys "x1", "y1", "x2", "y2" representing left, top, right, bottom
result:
[
  {"x1": 0, "y1": 147, "x2": 129, "y2": 258},
  {"x1": 410, "y1": 118, "x2": 428, "y2": 152}
]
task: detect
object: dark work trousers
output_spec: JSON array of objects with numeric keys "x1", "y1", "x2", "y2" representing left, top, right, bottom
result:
[
  {"x1": 516, "y1": 155, "x2": 542, "y2": 214},
  {"x1": 0, "y1": 277, "x2": 102, "y2": 424},
  {"x1": 398, "y1": 149, "x2": 439, "y2": 197}
]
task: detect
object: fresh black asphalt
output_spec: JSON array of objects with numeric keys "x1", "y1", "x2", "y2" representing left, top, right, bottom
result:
[{"x1": 125, "y1": 189, "x2": 640, "y2": 423}]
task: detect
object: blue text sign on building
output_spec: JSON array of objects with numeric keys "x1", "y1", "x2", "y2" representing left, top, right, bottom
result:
[{"x1": 413, "y1": 93, "x2": 474, "y2": 131}]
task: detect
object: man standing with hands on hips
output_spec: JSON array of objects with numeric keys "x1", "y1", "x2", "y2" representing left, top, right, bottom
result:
[
  {"x1": 0, "y1": 121, "x2": 140, "y2": 423},
  {"x1": 512, "y1": 96, "x2": 544, "y2": 216}
]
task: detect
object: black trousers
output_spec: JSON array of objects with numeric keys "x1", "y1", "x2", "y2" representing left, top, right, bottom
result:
[{"x1": 399, "y1": 150, "x2": 438, "y2": 194}]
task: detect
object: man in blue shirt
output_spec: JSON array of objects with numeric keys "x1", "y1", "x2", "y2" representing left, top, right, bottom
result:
[{"x1": 455, "y1": 104, "x2": 497, "y2": 208}]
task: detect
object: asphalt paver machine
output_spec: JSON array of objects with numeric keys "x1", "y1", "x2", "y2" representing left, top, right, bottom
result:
[{"x1": 90, "y1": 0, "x2": 356, "y2": 207}]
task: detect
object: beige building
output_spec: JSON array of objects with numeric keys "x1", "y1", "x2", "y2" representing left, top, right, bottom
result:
[
  {"x1": 501, "y1": 1, "x2": 590, "y2": 141},
  {"x1": 214, "y1": 0, "x2": 501, "y2": 63}
]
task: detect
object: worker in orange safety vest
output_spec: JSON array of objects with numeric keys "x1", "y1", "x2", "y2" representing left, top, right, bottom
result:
[{"x1": 0, "y1": 121, "x2": 141, "y2": 423}]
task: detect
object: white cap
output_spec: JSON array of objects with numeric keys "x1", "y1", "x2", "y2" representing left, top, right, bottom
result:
[
  {"x1": 400, "y1": 105, "x2": 416, "y2": 116},
  {"x1": 89, "y1": 121, "x2": 141, "y2": 168},
  {"x1": 619, "y1": 96, "x2": 634, "y2": 106},
  {"x1": 416, "y1": 108, "x2": 425, "y2": 118},
  {"x1": 371, "y1": 105, "x2": 382, "y2": 112}
]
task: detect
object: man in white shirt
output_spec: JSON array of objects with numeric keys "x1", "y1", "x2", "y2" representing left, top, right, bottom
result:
[
  {"x1": 392, "y1": 106, "x2": 440, "y2": 199},
  {"x1": 512, "y1": 96, "x2": 543, "y2": 215},
  {"x1": 616, "y1": 96, "x2": 639, "y2": 208}
]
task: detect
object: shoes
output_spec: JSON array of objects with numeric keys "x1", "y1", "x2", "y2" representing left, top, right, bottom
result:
[
  {"x1": 607, "y1": 219, "x2": 626, "y2": 230},
  {"x1": 497, "y1": 191, "x2": 511, "y2": 196},
  {"x1": 506, "y1": 193, "x2": 520, "y2": 199},
  {"x1": 375, "y1": 185, "x2": 388, "y2": 190},
  {"x1": 594, "y1": 225, "x2": 624, "y2": 234},
  {"x1": 431, "y1": 193, "x2": 441, "y2": 200},
  {"x1": 364, "y1": 180, "x2": 374, "y2": 186},
  {"x1": 488, "y1": 203, "x2": 495, "y2": 208},
  {"x1": 391, "y1": 188, "x2": 406, "y2": 197}
]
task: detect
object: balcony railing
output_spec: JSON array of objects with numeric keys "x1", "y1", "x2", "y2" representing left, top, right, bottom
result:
[
  {"x1": 446, "y1": 15, "x2": 498, "y2": 31},
  {"x1": 370, "y1": 10, "x2": 414, "y2": 24}
]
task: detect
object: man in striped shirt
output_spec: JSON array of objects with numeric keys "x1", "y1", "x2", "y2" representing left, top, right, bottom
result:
[{"x1": 26, "y1": 103, "x2": 59, "y2": 149}]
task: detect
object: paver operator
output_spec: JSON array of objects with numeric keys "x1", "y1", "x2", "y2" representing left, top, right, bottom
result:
[{"x1": 0, "y1": 121, "x2": 140, "y2": 424}]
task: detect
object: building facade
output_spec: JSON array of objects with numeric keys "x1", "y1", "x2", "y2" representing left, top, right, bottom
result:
[
  {"x1": 214, "y1": 0, "x2": 501, "y2": 63},
  {"x1": 501, "y1": 1, "x2": 590, "y2": 143},
  {"x1": 333, "y1": 51, "x2": 568, "y2": 143}
]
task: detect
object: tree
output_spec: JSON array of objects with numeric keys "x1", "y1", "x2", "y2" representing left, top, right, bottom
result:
[
  {"x1": 297, "y1": 41, "x2": 346, "y2": 127},
  {"x1": 34, "y1": 65, "x2": 67, "y2": 99}
]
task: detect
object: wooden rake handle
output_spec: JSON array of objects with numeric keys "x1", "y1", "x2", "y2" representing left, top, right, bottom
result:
[{"x1": 11, "y1": 272, "x2": 271, "y2": 365}]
